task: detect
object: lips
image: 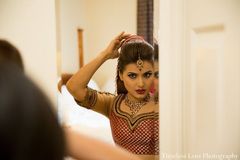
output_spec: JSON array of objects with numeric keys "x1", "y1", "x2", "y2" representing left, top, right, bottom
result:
[{"x1": 136, "y1": 89, "x2": 146, "y2": 94}]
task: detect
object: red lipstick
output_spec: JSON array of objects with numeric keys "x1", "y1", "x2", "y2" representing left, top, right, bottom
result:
[{"x1": 136, "y1": 89, "x2": 146, "y2": 94}]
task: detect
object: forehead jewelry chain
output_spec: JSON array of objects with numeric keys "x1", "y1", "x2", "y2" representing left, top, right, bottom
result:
[
  {"x1": 124, "y1": 94, "x2": 150, "y2": 117},
  {"x1": 136, "y1": 53, "x2": 143, "y2": 71}
]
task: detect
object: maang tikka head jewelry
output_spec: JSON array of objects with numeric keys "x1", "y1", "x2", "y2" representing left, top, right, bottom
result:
[{"x1": 136, "y1": 53, "x2": 143, "y2": 71}]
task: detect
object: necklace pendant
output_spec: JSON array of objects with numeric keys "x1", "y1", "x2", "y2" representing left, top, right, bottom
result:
[{"x1": 124, "y1": 94, "x2": 150, "y2": 117}]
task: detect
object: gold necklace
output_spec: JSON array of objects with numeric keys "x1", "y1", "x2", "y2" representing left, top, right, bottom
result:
[{"x1": 124, "y1": 94, "x2": 150, "y2": 117}]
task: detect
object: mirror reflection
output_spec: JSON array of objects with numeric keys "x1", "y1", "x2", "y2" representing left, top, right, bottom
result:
[{"x1": 57, "y1": 0, "x2": 159, "y2": 159}]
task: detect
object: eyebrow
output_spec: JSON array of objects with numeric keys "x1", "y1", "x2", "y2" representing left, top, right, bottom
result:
[
  {"x1": 143, "y1": 70, "x2": 153, "y2": 74},
  {"x1": 127, "y1": 70, "x2": 153, "y2": 74},
  {"x1": 127, "y1": 72, "x2": 137, "y2": 74}
]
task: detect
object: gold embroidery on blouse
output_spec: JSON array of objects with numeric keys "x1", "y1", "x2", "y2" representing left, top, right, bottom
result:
[
  {"x1": 75, "y1": 87, "x2": 97, "y2": 109},
  {"x1": 113, "y1": 94, "x2": 158, "y2": 130}
]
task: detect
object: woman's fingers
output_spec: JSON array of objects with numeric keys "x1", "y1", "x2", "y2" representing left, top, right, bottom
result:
[
  {"x1": 115, "y1": 32, "x2": 131, "y2": 41},
  {"x1": 115, "y1": 31, "x2": 125, "y2": 40},
  {"x1": 109, "y1": 32, "x2": 132, "y2": 57},
  {"x1": 119, "y1": 39, "x2": 126, "y2": 48},
  {"x1": 121, "y1": 33, "x2": 131, "y2": 40}
]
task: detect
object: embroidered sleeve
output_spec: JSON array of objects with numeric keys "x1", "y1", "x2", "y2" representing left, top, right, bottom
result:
[
  {"x1": 75, "y1": 87, "x2": 97, "y2": 109},
  {"x1": 75, "y1": 87, "x2": 116, "y2": 117}
]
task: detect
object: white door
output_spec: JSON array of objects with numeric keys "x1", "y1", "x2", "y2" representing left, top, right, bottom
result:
[
  {"x1": 184, "y1": 0, "x2": 240, "y2": 156},
  {"x1": 159, "y1": 0, "x2": 240, "y2": 158}
]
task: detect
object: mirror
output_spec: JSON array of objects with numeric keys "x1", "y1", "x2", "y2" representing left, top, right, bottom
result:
[{"x1": 56, "y1": 0, "x2": 159, "y2": 146}]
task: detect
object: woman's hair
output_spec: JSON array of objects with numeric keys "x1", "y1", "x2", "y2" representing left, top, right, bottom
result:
[
  {"x1": 0, "y1": 63, "x2": 65, "y2": 160},
  {"x1": 0, "y1": 40, "x2": 24, "y2": 71},
  {"x1": 153, "y1": 40, "x2": 159, "y2": 62},
  {"x1": 116, "y1": 36, "x2": 154, "y2": 94}
]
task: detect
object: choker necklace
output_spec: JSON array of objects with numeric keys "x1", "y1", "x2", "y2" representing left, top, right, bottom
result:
[{"x1": 124, "y1": 94, "x2": 150, "y2": 117}]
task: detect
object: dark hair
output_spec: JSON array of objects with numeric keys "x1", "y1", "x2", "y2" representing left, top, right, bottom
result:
[
  {"x1": 116, "y1": 37, "x2": 154, "y2": 94},
  {"x1": 153, "y1": 41, "x2": 159, "y2": 61},
  {"x1": 0, "y1": 63, "x2": 65, "y2": 160},
  {"x1": 0, "y1": 40, "x2": 24, "y2": 71}
]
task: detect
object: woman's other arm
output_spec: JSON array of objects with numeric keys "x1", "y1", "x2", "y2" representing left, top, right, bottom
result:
[
  {"x1": 58, "y1": 73, "x2": 73, "y2": 92},
  {"x1": 65, "y1": 128, "x2": 141, "y2": 160}
]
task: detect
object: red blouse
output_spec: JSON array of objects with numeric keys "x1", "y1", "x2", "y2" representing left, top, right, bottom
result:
[
  {"x1": 109, "y1": 94, "x2": 159, "y2": 155},
  {"x1": 75, "y1": 88, "x2": 159, "y2": 155}
]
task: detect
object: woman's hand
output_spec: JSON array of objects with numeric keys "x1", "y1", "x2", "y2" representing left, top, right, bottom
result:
[{"x1": 102, "y1": 32, "x2": 131, "y2": 60}]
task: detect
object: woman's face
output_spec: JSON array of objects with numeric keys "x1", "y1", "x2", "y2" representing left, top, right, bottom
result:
[{"x1": 119, "y1": 61, "x2": 154, "y2": 101}]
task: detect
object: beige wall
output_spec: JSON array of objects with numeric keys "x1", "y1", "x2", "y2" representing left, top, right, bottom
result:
[
  {"x1": 85, "y1": 0, "x2": 137, "y2": 88},
  {"x1": 58, "y1": 0, "x2": 137, "y2": 88},
  {"x1": 57, "y1": 0, "x2": 88, "y2": 74},
  {"x1": 0, "y1": 0, "x2": 58, "y2": 105},
  {"x1": 0, "y1": 0, "x2": 137, "y2": 105}
]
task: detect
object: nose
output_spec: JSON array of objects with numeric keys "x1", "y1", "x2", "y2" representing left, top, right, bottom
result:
[{"x1": 137, "y1": 77, "x2": 144, "y2": 87}]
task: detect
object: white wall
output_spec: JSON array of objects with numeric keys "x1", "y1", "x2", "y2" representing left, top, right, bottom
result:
[
  {"x1": 58, "y1": 0, "x2": 137, "y2": 88},
  {"x1": 0, "y1": 0, "x2": 58, "y2": 105}
]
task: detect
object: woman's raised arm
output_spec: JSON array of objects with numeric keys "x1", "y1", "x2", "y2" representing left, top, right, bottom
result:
[{"x1": 66, "y1": 32, "x2": 130, "y2": 101}]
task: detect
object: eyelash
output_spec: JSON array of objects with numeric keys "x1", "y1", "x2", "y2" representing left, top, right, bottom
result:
[
  {"x1": 128, "y1": 73, "x2": 137, "y2": 79},
  {"x1": 127, "y1": 72, "x2": 153, "y2": 79},
  {"x1": 144, "y1": 72, "x2": 153, "y2": 78}
]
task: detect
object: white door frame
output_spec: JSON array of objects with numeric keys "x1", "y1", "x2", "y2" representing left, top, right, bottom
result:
[{"x1": 158, "y1": 0, "x2": 186, "y2": 157}]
